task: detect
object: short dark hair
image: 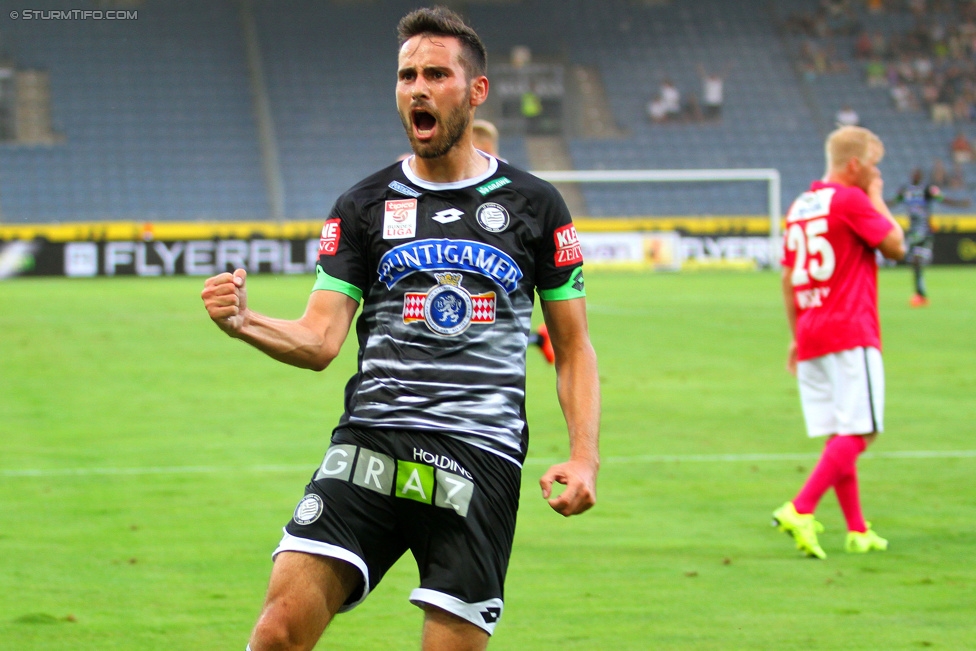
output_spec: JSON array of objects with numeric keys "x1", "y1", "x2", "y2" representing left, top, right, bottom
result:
[{"x1": 397, "y1": 6, "x2": 487, "y2": 79}]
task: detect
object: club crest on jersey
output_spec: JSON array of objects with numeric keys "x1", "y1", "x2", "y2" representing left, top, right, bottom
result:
[
  {"x1": 384, "y1": 199, "x2": 418, "y2": 240},
  {"x1": 476, "y1": 202, "x2": 510, "y2": 233},
  {"x1": 402, "y1": 272, "x2": 496, "y2": 336}
]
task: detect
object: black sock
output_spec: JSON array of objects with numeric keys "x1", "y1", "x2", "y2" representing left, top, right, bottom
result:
[{"x1": 913, "y1": 261, "x2": 926, "y2": 297}]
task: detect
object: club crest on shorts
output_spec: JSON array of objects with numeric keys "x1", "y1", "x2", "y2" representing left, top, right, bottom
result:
[
  {"x1": 475, "y1": 202, "x2": 510, "y2": 233},
  {"x1": 402, "y1": 272, "x2": 496, "y2": 336},
  {"x1": 293, "y1": 494, "x2": 324, "y2": 525}
]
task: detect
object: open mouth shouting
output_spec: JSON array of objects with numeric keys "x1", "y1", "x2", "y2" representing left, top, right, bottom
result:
[
  {"x1": 401, "y1": 97, "x2": 468, "y2": 159},
  {"x1": 412, "y1": 107, "x2": 438, "y2": 142}
]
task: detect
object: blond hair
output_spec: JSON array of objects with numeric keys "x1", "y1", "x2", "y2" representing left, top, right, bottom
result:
[
  {"x1": 472, "y1": 119, "x2": 499, "y2": 156},
  {"x1": 825, "y1": 125, "x2": 884, "y2": 175}
]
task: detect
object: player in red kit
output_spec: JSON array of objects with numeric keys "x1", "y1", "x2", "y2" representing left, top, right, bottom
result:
[{"x1": 773, "y1": 126, "x2": 905, "y2": 559}]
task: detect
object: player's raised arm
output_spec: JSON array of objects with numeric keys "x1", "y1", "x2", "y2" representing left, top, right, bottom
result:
[
  {"x1": 201, "y1": 268, "x2": 359, "y2": 371},
  {"x1": 538, "y1": 297, "x2": 600, "y2": 517},
  {"x1": 866, "y1": 175, "x2": 906, "y2": 261}
]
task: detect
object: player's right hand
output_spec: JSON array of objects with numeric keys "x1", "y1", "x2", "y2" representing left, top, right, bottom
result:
[
  {"x1": 786, "y1": 339, "x2": 798, "y2": 376},
  {"x1": 867, "y1": 170, "x2": 884, "y2": 199},
  {"x1": 201, "y1": 268, "x2": 248, "y2": 335}
]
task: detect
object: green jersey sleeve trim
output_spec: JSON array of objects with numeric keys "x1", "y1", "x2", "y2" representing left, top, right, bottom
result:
[
  {"x1": 538, "y1": 266, "x2": 585, "y2": 301},
  {"x1": 312, "y1": 264, "x2": 363, "y2": 303}
]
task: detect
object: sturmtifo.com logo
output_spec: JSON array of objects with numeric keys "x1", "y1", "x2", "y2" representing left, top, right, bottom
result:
[{"x1": 9, "y1": 9, "x2": 138, "y2": 20}]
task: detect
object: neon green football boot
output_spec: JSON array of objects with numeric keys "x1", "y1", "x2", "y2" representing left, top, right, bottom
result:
[
  {"x1": 846, "y1": 524, "x2": 888, "y2": 553},
  {"x1": 772, "y1": 501, "x2": 827, "y2": 559}
]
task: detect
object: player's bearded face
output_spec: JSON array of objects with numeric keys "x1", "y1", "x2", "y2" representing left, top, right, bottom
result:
[{"x1": 400, "y1": 89, "x2": 472, "y2": 159}]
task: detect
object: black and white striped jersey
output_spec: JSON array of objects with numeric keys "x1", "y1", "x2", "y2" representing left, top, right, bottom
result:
[{"x1": 313, "y1": 154, "x2": 585, "y2": 465}]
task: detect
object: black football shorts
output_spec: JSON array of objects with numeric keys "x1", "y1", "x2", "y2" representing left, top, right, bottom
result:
[
  {"x1": 907, "y1": 233, "x2": 934, "y2": 264},
  {"x1": 274, "y1": 426, "x2": 521, "y2": 635}
]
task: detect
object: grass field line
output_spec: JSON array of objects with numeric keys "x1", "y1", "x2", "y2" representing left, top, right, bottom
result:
[{"x1": 3, "y1": 449, "x2": 975, "y2": 478}]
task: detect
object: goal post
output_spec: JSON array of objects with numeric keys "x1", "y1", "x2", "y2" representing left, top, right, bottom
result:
[{"x1": 532, "y1": 168, "x2": 783, "y2": 269}]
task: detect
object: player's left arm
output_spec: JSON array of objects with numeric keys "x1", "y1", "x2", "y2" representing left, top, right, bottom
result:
[
  {"x1": 538, "y1": 297, "x2": 601, "y2": 517},
  {"x1": 782, "y1": 267, "x2": 798, "y2": 375},
  {"x1": 932, "y1": 185, "x2": 972, "y2": 209}
]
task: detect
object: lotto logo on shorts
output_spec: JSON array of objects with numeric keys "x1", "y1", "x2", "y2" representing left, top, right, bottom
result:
[
  {"x1": 318, "y1": 218, "x2": 341, "y2": 256},
  {"x1": 314, "y1": 444, "x2": 475, "y2": 517},
  {"x1": 553, "y1": 224, "x2": 583, "y2": 267}
]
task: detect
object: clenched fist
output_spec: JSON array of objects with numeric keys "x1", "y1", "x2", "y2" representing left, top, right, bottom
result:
[{"x1": 201, "y1": 268, "x2": 248, "y2": 335}]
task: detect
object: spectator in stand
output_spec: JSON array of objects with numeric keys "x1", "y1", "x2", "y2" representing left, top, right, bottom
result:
[
  {"x1": 521, "y1": 83, "x2": 544, "y2": 135},
  {"x1": 914, "y1": 55, "x2": 933, "y2": 82},
  {"x1": 647, "y1": 94, "x2": 668, "y2": 123},
  {"x1": 932, "y1": 81, "x2": 954, "y2": 124},
  {"x1": 950, "y1": 131, "x2": 974, "y2": 163},
  {"x1": 890, "y1": 81, "x2": 917, "y2": 111},
  {"x1": 659, "y1": 77, "x2": 681, "y2": 119},
  {"x1": 855, "y1": 30, "x2": 873, "y2": 59},
  {"x1": 698, "y1": 64, "x2": 726, "y2": 120},
  {"x1": 865, "y1": 57, "x2": 887, "y2": 87},
  {"x1": 870, "y1": 30, "x2": 888, "y2": 58},
  {"x1": 953, "y1": 92, "x2": 973, "y2": 122},
  {"x1": 835, "y1": 104, "x2": 860, "y2": 126}
]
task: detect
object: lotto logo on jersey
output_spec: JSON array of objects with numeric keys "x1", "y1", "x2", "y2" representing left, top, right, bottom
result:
[
  {"x1": 553, "y1": 223, "x2": 583, "y2": 267},
  {"x1": 384, "y1": 199, "x2": 418, "y2": 240},
  {"x1": 318, "y1": 218, "x2": 341, "y2": 256}
]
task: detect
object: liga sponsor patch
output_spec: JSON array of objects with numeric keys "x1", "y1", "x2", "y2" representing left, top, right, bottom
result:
[
  {"x1": 553, "y1": 223, "x2": 583, "y2": 267},
  {"x1": 384, "y1": 199, "x2": 418, "y2": 240},
  {"x1": 318, "y1": 218, "x2": 341, "y2": 256}
]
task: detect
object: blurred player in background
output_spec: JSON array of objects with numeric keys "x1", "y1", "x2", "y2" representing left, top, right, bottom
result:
[
  {"x1": 202, "y1": 7, "x2": 598, "y2": 650},
  {"x1": 471, "y1": 117, "x2": 555, "y2": 363},
  {"x1": 888, "y1": 167, "x2": 969, "y2": 307},
  {"x1": 471, "y1": 118, "x2": 499, "y2": 157},
  {"x1": 774, "y1": 125, "x2": 905, "y2": 559}
]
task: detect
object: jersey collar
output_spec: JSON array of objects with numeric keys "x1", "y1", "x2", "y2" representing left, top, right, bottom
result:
[{"x1": 399, "y1": 152, "x2": 498, "y2": 191}]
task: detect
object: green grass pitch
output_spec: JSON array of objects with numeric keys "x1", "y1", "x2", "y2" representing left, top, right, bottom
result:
[{"x1": 1, "y1": 267, "x2": 974, "y2": 650}]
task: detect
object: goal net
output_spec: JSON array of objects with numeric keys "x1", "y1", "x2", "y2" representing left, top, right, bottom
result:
[{"x1": 531, "y1": 168, "x2": 783, "y2": 271}]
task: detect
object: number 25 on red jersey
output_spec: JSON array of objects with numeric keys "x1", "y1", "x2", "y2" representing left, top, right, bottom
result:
[{"x1": 785, "y1": 188, "x2": 836, "y2": 286}]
